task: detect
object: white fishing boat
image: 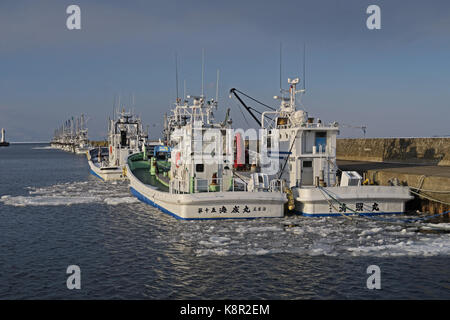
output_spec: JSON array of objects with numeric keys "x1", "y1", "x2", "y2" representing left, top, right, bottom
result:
[
  {"x1": 127, "y1": 95, "x2": 287, "y2": 219},
  {"x1": 88, "y1": 108, "x2": 146, "y2": 181},
  {"x1": 51, "y1": 114, "x2": 92, "y2": 153},
  {"x1": 74, "y1": 114, "x2": 92, "y2": 154},
  {"x1": 256, "y1": 77, "x2": 413, "y2": 216}
]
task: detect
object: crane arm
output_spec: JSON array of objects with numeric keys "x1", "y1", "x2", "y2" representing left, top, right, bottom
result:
[{"x1": 229, "y1": 88, "x2": 261, "y2": 126}]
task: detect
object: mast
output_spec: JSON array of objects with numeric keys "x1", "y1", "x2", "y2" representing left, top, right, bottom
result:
[
  {"x1": 201, "y1": 48, "x2": 205, "y2": 98},
  {"x1": 175, "y1": 52, "x2": 179, "y2": 102},
  {"x1": 215, "y1": 69, "x2": 220, "y2": 102}
]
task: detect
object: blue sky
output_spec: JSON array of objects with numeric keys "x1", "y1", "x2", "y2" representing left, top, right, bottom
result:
[{"x1": 0, "y1": 0, "x2": 449, "y2": 141}]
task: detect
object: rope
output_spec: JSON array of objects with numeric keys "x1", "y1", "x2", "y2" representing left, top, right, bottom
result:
[
  {"x1": 409, "y1": 189, "x2": 450, "y2": 206},
  {"x1": 277, "y1": 129, "x2": 299, "y2": 179},
  {"x1": 232, "y1": 100, "x2": 250, "y2": 127},
  {"x1": 232, "y1": 88, "x2": 277, "y2": 111},
  {"x1": 232, "y1": 171, "x2": 248, "y2": 186},
  {"x1": 403, "y1": 210, "x2": 450, "y2": 222},
  {"x1": 317, "y1": 186, "x2": 353, "y2": 220},
  {"x1": 388, "y1": 174, "x2": 450, "y2": 203},
  {"x1": 316, "y1": 186, "x2": 450, "y2": 230},
  {"x1": 410, "y1": 188, "x2": 450, "y2": 194},
  {"x1": 416, "y1": 175, "x2": 426, "y2": 190}
]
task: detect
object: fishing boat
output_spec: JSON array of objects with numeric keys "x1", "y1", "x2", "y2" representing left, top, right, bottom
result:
[
  {"x1": 0, "y1": 128, "x2": 10, "y2": 147},
  {"x1": 88, "y1": 108, "x2": 146, "y2": 181},
  {"x1": 51, "y1": 114, "x2": 92, "y2": 153},
  {"x1": 127, "y1": 96, "x2": 287, "y2": 219},
  {"x1": 253, "y1": 77, "x2": 413, "y2": 216},
  {"x1": 74, "y1": 114, "x2": 92, "y2": 154}
]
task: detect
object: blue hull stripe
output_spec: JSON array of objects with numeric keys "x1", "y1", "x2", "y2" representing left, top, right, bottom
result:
[
  {"x1": 129, "y1": 186, "x2": 281, "y2": 221},
  {"x1": 295, "y1": 211, "x2": 404, "y2": 217},
  {"x1": 89, "y1": 168, "x2": 105, "y2": 181}
]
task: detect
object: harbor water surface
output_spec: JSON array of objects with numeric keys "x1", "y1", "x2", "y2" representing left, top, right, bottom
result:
[{"x1": 0, "y1": 144, "x2": 449, "y2": 299}]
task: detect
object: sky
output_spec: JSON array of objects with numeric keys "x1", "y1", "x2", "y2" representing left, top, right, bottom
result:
[{"x1": 0, "y1": 0, "x2": 449, "y2": 141}]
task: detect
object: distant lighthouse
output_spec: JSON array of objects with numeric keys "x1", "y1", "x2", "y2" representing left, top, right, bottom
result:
[{"x1": 0, "y1": 128, "x2": 10, "y2": 146}]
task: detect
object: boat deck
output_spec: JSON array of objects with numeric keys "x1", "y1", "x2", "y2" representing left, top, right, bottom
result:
[{"x1": 131, "y1": 167, "x2": 169, "y2": 192}]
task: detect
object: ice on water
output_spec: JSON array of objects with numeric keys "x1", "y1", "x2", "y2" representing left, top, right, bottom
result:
[
  {"x1": 167, "y1": 215, "x2": 450, "y2": 258},
  {"x1": 0, "y1": 180, "x2": 139, "y2": 207},
  {"x1": 1, "y1": 179, "x2": 448, "y2": 258}
]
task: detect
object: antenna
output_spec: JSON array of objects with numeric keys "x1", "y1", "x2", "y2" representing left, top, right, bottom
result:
[
  {"x1": 112, "y1": 95, "x2": 116, "y2": 121},
  {"x1": 175, "y1": 52, "x2": 179, "y2": 100},
  {"x1": 118, "y1": 94, "x2": 121, "y2": 116},
  {"x1": 201, "y1": 48, "x2": 205, "y2": 97},
  {"x1": 215, "y1": 69, "x2": 220, "y2": 102},
  {"x1": 130, "y1": 92, "x2": 135, "y2": 107},
  {"x1": 303, "y1": 43, "x2": 306, "y2": 91},
  {"x1": 279, "y1": 42, "x2": 282, "y2": 94},
  {"x1": 184, "y1": 79, "x2": 186, "y2": 100}
]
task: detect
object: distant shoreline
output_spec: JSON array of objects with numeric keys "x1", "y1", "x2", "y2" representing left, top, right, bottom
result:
[{"x1": 8, "y1": 141, "x2": 50, "y2": 144}]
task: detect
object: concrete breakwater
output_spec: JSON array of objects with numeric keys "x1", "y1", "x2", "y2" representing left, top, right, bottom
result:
[
  {"x1": 90, "y1": 140, "x2": 108, "y2": 147},
  {"x1": 337, "y1": 137, "x2": 450, "y2": 166}
]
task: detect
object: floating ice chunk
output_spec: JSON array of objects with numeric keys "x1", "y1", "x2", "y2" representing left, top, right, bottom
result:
[
  {"x1": 0, "y1": 195, "x2": 99, "y2": 206},
  {"x1": 236, "y1": 226, "x2": 282, "y2": 233},
  {"x1": 422, "y1": 223, "x2": 450, "y2": 231},
  {"x1": 359, "y1": 227, "x2": 382, "y2": 236},
  {"x1": 104, "y1": 197, "x2": 139, "y2": 205},
  {"x1": 32, "y1": 146, "x2": 55, "y2": 150},
  {"x1": 208, "y1": 236, "x2": 231, "y2": 244},
  {"x1": 253, "y1": 249, "x2": 269, "y2": 255}
]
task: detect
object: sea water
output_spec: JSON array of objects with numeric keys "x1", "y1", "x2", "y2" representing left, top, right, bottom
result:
[{"x1": 0, "y1": 143, "x2": 449, "y2": 299}]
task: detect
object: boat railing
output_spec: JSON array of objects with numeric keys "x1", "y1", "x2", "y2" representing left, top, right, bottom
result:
[
  {"x1": 194, "y1": 177, "x2": 248, "y2": 193},
  {"x1": 170, "y1": 176, "x2": 287, "y2": 194},
  {"x1": 169, "y1": 177, "x2": 249, "y2": 194},
  {"x1": 269, "y1": 179, "x2": 285, "y2": 193}
]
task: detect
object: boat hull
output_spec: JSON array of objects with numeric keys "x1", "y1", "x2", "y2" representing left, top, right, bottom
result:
[
  {"x1": 293, "y1": 185, "x2": 413, "y2": 217},
  {"x1": 127, "y1": 163, "x2": 286, "y2": 220},
  {"x1": 88, "y1": 159, "x2": 126, "y2": 181},
  {"x1": 75, "y1": 147, "x2": 91, "y2": 155}
]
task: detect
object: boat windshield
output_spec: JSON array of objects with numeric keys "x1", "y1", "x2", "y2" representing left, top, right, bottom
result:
[{"x1": 155, "y1": 151, "x2": 170, "y2": 161}]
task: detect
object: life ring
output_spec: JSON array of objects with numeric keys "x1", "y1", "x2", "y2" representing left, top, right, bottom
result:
[{"x1": 175, "y1": 151, "x2": 181, "y2": 168}]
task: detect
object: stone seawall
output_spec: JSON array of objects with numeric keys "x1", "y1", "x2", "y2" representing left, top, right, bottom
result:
[
  {"x1": 90, "y1": 140, "x2": 108, "y2": 147},
  {"x1": 337, "y1": 138, "x2": 450, "y2": 166}
]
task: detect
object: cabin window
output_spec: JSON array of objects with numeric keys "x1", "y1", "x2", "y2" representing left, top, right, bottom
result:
[
  {"x1": 196, "y1": 164, "x2": 204, "y2": 172},
  {"x1": 277, "y1": 117, "x2": 288, "y2": 126},
  {"x1": 315, "y1": 132, "x2": 327, "y2": 152},
  {"x1": 120, "y1": 130, "x2": 127, "y2": 147}
]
